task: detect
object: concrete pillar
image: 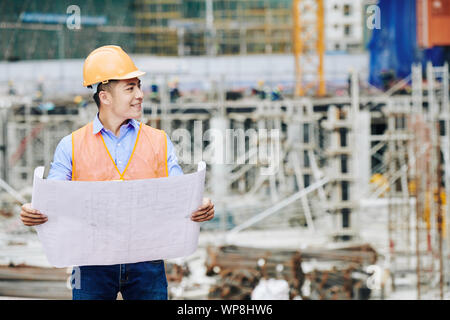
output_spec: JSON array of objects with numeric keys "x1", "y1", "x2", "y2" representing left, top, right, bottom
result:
[{"x1": 210, "y1": 116, "x2": 229, "y2": 231}]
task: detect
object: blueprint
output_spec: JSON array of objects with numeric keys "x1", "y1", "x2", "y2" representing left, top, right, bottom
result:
[{"x1": 32, "y1": 162, "x2": 205, "y2": 268}]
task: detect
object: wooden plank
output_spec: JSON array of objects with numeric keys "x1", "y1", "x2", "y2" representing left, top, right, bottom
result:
[
  {"x1": 0, "y1": 266, "x2": 68, "y2": 281},
  {"x1": 0, "y1": 281, "x2": 71, "y2": 299}
]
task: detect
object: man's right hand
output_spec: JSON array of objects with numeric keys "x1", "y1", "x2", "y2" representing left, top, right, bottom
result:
[{"x1": 20, "y1": 203, "x2": 48, "y2": 226}]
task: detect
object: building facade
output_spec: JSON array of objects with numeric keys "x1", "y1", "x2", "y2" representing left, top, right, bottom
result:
[
  {"x1": 325, "y1": 0, "x2": 364, "y2": 52},
  {"x1": 0, "y1": 0, "x2": 367, "y2": 61}
]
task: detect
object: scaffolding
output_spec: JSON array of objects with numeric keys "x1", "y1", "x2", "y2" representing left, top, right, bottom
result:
[
  {"x1": 0, "y1": 0, "x2": 296, "y2": 60},
  {"x1": 0, "y1": 0, "x2": 137, "y2": 61},
  {"x1": 134, "y1": 0, "x2": 293, "y2": 57},
  {"x1": 380, "y1": 62, "x2": 449, "y2": 299},
  {"x1": 292, "y1": 0, "x2": 325, "y2": 97}
]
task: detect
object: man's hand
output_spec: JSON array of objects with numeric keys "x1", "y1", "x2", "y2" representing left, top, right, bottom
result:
[
  {"x1": 191, "y1": 198, "x2": 214, "y2": 222},
  {"x1": 20, "y1": 203, "x2": 48, "y2": 226}
]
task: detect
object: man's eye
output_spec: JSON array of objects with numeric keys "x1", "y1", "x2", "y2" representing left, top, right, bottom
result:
[{"x1": 127, "y1": 87, "x2": 133, "y2": 91}]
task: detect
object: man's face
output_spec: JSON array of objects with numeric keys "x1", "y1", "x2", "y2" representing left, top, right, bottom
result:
[{"x1": 107, "y1": 78, "x2": 144, "y2": 120}]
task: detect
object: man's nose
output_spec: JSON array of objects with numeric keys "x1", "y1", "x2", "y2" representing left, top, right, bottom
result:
[{"x1": 136, "y1": 87, "x2": 144, "y2": 100}]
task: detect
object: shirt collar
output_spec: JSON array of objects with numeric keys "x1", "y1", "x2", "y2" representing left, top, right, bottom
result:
[{"x1": 92, "y1": 113, "x2": 140, "y2": 135}]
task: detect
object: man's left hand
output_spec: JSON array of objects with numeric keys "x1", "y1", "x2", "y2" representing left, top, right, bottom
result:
[{"x1": 191, "y1": 198, "x2": 215, "y2": 222}]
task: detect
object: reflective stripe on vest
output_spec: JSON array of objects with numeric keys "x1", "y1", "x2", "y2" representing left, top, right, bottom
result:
[{"x1": 71, "y1": 121, "x2": 168, "y2": 181}]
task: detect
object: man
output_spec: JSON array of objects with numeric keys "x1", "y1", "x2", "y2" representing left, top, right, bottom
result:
[{"x1": 19, "y1": 45, "x2": 215, "y2": 300}]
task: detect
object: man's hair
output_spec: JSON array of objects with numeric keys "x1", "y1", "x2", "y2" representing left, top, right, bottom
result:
[{"x1": 93, "y1": 80, "x2": 118, "y2": 108}]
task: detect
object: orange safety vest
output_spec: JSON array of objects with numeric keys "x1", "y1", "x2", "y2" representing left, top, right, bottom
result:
[{"x1": 71, "y1": 121, "x2": 168, "y2": 181}]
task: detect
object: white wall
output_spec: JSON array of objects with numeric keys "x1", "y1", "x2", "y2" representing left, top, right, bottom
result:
[{"x1": 0, "y1": 53, "x2": 369, "y2": 98}]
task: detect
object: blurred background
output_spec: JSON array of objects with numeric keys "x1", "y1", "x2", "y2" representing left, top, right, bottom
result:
[{"x1": 0, "y1": 0, "x2": 449, "y2": 300}]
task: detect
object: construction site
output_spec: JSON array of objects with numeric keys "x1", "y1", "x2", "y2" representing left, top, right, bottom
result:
[{"x1": 0, "y1": 0, "x2": 450, "y2": 300}]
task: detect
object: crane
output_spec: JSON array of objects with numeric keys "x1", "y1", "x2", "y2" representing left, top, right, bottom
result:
[{"x1": 292, "y1": 0, "x2": 326, "y2": 97}]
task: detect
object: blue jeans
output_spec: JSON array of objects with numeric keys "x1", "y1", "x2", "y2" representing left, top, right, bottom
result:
[{"x1": 71, "y1": 260, "x2": 168, "y2": 300}]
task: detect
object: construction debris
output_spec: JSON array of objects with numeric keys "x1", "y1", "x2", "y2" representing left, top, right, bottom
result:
[
  {"x1": 0, "y1": 261, "x2": 192, "y2": 300},
  {"x1": 209, "y1": 268, "x2": 260, "y2": 300},
  {"x1": 305, "y1": 266, "x2": 372, "y2": 300},
  {"x1": 206, "y1": 245, "x2": 376, "y2": 300},
  {"x1": 165, "y1": 261, "x2": 191, "y2": 283},
  {"x1": 0, "y1": 264, "x2": 71, "y2": 299}
]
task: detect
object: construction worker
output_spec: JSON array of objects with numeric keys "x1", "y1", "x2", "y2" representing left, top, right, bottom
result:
[
  {"x1": 19, "y1": 45, "x2": 215, "y2": 300},
  {"x1": 169, "y1": 77, "x2": 181, "y2": 103},
  {"x1": 271, "y1": 84, "x2": 283, "y2": 101},
  {"x1": 150, "y1": 78, "x2": 160, "y2": 103},
  {"x1": 8, "y1": 80, "x2": 16, "y2": 95},
  {"x1": 255, "y1": 79, "x2": 267, "y2": 100}
]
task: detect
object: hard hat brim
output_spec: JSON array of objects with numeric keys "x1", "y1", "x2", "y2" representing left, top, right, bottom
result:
[
  {"x1": 114, "y1": 70, "x2": 146, "y2": 81},
  {"x1": 83, "y1": 70, "x2": 146, "y2": 87}
]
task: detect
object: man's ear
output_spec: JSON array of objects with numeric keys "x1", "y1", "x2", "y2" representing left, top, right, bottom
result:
[{"x1": 98, "y1": 90, "x2": 112, "y2": 106}]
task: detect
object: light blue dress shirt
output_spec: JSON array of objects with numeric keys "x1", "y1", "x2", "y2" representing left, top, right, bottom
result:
[{"x1": 47, "y1": 114, "x2": 183, "y2": 180}]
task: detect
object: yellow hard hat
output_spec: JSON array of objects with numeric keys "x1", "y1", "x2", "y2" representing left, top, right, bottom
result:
[
  {"x1": 74, "y1": 95, "x2": 83, "y2": 104},
  {"x1": 82, "y1": 45, "x2": 145, "y2": 87}
]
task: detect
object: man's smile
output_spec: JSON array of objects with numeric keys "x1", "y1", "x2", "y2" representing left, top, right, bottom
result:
[{"x1": 131, "y1": 103, "x2": 142, "y2": 110}]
